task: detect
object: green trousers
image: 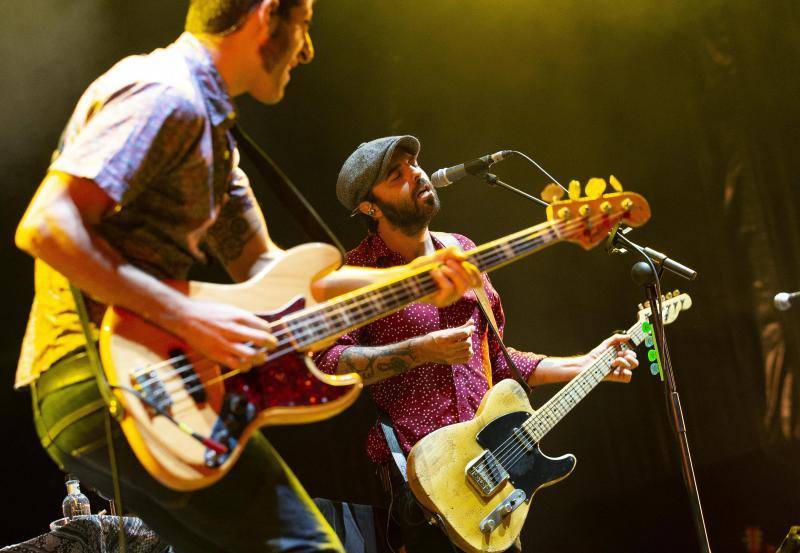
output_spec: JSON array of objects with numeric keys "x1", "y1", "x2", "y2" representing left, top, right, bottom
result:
[{"x1": 31, "y1": 351, "x2": 343, "y2": 553}]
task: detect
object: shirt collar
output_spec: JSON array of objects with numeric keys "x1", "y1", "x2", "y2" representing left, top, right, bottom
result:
[
  {"x1": 174, "y1": 33, "x2": 237, "y2": 128},
  {"x1": 357, "y1": 232, "x2": 444, "y2": 266}
]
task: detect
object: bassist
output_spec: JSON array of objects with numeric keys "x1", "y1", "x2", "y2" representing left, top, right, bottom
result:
[{"x1": 13, "y1": 5, "x2": 480, "y2": 552}]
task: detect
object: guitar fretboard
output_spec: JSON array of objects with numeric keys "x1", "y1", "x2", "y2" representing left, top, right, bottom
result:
[
  {"x1": 276, "y1": 217, "x2": 581, "y2": 350},
  {"x1": 522, "y1": 322, "x2": 647, "y2": 442}
]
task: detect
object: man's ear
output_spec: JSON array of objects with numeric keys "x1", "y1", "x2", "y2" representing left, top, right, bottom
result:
[
  {"x1": 358, "y1": 201, "x2": 379, "y2": 218},
  {"x1": 256, "y1": 0, "x2": 281, "y2": 34}
]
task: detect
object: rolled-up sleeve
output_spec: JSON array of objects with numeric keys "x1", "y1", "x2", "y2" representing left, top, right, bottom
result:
[{"x1": 313, "y1": 326, "x2": 368, "y2": 375}]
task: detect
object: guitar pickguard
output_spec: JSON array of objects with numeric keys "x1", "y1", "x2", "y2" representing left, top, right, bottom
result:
[{"x1": 475, "y1": 411, "x2": 576, "y2": 500}]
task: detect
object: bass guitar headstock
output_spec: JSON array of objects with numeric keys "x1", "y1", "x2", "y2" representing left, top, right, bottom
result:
[{"x1": 544, "y1": 176, "x2": 650, "y2": 250}]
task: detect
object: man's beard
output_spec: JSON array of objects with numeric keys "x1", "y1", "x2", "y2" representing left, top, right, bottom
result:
[
  {"x1": 259, "y1": 18, "x2": 290, "y2": 74},
  {"x1": 374, "y1": 187, "x2": 441, "y2": 237}
]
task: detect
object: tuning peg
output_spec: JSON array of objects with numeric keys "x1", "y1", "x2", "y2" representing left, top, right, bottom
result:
[
  {"x1": 666, "y1": 292, "x2": 673, "y2": 300},
  {"x1": 674, "y1": 289, "x2": 680, "y2": 296},
  {"x1": 585, "y1": 178, "x2": 607, "y2": 199},
  {"x1": 568, "y1": 180, "x2": 581, "y2": 200},
  {"x1": 541, "y1": 183, "x2": 565, "y2": 204},
  {"x1": 609, "y1": 175, "x2": 623, "y2": 192}
]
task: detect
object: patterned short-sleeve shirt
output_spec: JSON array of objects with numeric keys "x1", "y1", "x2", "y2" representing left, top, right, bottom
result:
[
  {"x1": 313, "y1": 232, "x2": 545, "y2": 464},
  {"x1": 16, "y1": 33, "x2": 253, "y2": 387}
]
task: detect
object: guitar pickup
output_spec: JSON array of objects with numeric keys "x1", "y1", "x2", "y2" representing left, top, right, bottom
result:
[
  {"x1": 512, "y1": 427, "x2": 535, "y2": 452},
  {"x1": 479, "y1": 488, "x2": 527, "y2": 534},
  {"x1": 466, "y1": 450, "x2": 509, "y2": 497},
  {"x1": 133, "y1": 370, "x2": 172, "y2": 413},
  {"x1": 168, "y1": 348, "x2": 207, "y2": 404}
]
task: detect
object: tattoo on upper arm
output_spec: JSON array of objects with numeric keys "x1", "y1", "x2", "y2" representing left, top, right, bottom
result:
[
  {"x1": 339, "y1": 343, "x2": 419, "y2": 384},
  {"x1": 210, "y1": 193, "x2": 259, "y2": 262}
]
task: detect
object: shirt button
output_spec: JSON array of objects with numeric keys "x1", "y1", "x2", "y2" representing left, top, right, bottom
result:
[{"x1": 223, "y1": 150, "x2": 231, "y2": 160}]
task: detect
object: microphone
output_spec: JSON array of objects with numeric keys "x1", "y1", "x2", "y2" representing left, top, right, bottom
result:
[
  {"x1": 430, "y1": 150, "x2": 513, "y2": 188},
  {"x1": 774, "y1": 291, "x2": 800, "y2": 311}
]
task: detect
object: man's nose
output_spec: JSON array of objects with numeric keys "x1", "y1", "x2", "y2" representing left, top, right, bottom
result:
[{"x1": 298, "y1": 30, "x2": 314, "y2": 64}]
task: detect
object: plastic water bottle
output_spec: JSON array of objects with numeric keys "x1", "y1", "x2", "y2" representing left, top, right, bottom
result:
[{"x1": 62, "y1": 478, "x2": 91, "y2": 518}]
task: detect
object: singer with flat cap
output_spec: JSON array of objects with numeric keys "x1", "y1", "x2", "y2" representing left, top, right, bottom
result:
[{"x1": 313, "y1": 135, "x2": 640, "y2": 552}]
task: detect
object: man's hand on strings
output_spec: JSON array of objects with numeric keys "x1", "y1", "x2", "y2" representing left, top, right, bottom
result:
[
  {"x1": 584, "y1": 333, "x2": 639, "y2": 383},
  {"x1": 166, "y1": 298, "x2": 278, "y2": 372},
  {"x1": 411, "y1": 246, "x2": 482, "y2": 307}
]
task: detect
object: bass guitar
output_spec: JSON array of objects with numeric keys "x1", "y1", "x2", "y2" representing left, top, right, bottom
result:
[
  {"x1": 406, "y1": 292, "x2": 692, "y2": 553},
  {"x1": 100, "y1": 184, "x2": 650, "y2": 490}
]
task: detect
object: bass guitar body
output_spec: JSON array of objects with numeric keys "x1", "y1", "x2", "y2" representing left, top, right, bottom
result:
[
  {"x1": 99, "y1": 243, "x2": 362, "y2": 491},
  {"x1": 407, "y1": 379, "x2": 576, "y2": 553}
]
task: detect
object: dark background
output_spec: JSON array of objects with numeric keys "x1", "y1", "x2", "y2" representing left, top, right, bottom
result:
[{"x1": 1, "y1": 1, "x2": 799, "y2": 551}]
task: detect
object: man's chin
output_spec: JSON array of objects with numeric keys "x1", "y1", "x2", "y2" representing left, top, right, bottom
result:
[{"x1": 250, "y1": 84, "x2": 285, "y2": 105}]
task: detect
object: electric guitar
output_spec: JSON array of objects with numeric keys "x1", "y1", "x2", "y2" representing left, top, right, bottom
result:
[
  {"x1": 100, "y1": 185, "x2": 650, "y2": 491},
  {"x1": 406, "y1": 292, "x2": 693, "y2": 553}
]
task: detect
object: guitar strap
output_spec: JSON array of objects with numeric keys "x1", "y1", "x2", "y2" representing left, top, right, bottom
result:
[
  {"x1": 431, "y1": 232, "x2": 534, "y2": 399},
  {"x1": 379, "y1": 413, "x2": 408, "y2": 483},
  {"x1": 431, "y1": 232, "x2": 495, "y2": 388},
  {"x1": 68, "y1": 285, "x2": 126, "y2": 552},
  {"x1": 231, "y1": 125, "x2": 346, "y2": 256},
  {"x1": 69, "y1": 285, "x2": 123, "y2": 421}
]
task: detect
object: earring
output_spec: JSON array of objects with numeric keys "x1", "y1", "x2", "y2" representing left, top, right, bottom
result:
[{"x1": 367, "y1": 207, "x2": 376, "y2": 217}]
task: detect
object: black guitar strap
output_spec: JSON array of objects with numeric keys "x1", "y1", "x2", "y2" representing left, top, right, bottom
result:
[
  {"x1": 379, "y1": 412, "x2": 408, "y2": 483},
  {"x1": 231, "y1": 125, "x2": 345, "y2": 256}
]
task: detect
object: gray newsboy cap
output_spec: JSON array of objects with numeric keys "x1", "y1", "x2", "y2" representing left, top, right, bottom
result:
[{"x1": 336, "y1": 135, "x2": 421, "y2": 213}]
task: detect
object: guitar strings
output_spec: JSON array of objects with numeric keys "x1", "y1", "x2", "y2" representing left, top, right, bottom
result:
[
  {"x1": 130, "y1": 213, "x2": 565, "y2": 384},
  {"x1": 128, "y1": 216, "x2": 562, "y2": 392},
  {"x1": 490, "y1": 325, "x2": 645, "y2": 473},
  {"x1": 498, "y1": 326, "x2": 645, "y2": 469},
  {"x1": 470, "y1": 347, "x2": 621, "y2": 481},
  {"x1": 129, "y1": 212, "x2": 623, "y2": 415},
  {"x1": 127, "y1": 212, "x2": 630, "y2": 411},
  {"x1": 130, "y1": 213, "x2": 588, "y2": 402}
]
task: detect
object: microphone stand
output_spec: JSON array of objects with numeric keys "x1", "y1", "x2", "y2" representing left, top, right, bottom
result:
[
  {"x1": 610, "y1": 229, "x2": 711, "y2": 553},
  {"x1": 482, "y1": 173, "x2": 551, "y2": 208},
  {"x1": 476, "y1": 170, "x2": 711, "y2": 552}
]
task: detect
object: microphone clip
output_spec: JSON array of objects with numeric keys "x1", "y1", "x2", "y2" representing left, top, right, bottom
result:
[
  {"x1": 608, "y1": 226, "x2": 697, "y2": 281},
  {"x1": 605, "y1": 224, "x2": 632, "y2": 255}
]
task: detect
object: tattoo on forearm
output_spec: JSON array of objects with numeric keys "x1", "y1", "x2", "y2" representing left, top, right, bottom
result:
[{"x1": 339, "y1": 342, "x2": 420, "y2": 385}]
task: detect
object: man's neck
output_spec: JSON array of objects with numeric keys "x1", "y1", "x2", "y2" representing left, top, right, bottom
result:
[
  {"x1": 192, "y1": 32, "x2": 248, "y2": 97},
  {"x1": 377, "y1": 224, "x2": 434, "y2": 262}
]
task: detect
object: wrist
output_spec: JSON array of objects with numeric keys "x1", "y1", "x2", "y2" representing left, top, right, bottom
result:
[
  {"x1": 145, "y1": 287, "x2": 190, "y2": 335},
  {"x1": 409, "y1": 336, "x2": 430, "y2": 364}
]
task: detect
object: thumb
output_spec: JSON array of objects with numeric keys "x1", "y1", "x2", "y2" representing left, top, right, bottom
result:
[{"x1": 457, "y1": 320, "x2": 476, "y2": 334}]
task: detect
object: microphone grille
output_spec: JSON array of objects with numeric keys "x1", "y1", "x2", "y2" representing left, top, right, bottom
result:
[{"x1": 431, "y1": 168, "x2": 450, "y2": 189}]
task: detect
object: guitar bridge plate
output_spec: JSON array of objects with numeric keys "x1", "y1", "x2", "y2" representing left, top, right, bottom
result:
[{"x1": 479, "y1": 488, "x2": 527, "y2": 534}]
